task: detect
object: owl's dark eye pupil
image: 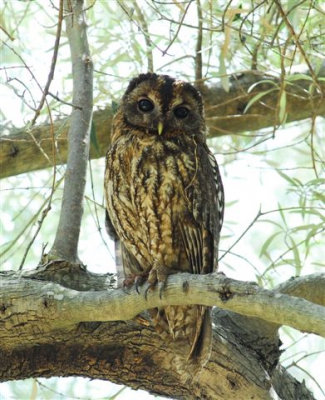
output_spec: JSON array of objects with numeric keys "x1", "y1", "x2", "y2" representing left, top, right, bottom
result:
[
  {"x1": 174, "y1": 106, "x2": 189, "y2": 119},
  {"x1": 138, "y1": 99, "x2": 154, "y2": 112}
]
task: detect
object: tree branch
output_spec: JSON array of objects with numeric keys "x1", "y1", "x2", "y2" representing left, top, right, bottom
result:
[
  {"x1": 49, "y1": 0, "x2": 93, "y2": 262},
  {"x1": 1, "y1": 70, "x2": 324, "y2": 179},
  {"x1": 1, "y1": 271, "x2": 324, "y2": 343},
  {"x1": 0, "y1": 269, "x2": 320, "y2": 399},
  {"x1": 275, "y1": 273, "x2": 325, "y2": 306}
]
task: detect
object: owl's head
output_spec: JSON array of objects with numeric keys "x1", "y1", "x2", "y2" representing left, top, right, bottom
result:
[{"x1": 119, "y1": 73, "x2": 206, "y2": 138}]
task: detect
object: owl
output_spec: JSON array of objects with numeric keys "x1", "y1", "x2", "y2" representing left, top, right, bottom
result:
[{"x1": 104, "y1": 73, "x2": 224, "y2": 378}]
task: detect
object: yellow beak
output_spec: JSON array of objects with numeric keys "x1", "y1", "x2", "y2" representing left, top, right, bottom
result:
[{"x1": 157, "y1": 121, "x2": 164, "y2": 135}]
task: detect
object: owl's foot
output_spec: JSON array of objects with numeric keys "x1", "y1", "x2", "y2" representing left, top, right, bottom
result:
[
  {"x1": 124, "y1": 265, "x2": 169, "y2": 299},
  {"x1": 143, "y1": 264, "x2": 168, "y2": 300}
]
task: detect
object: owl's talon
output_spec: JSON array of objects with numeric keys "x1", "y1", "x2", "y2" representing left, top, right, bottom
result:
[
  {"x1": 135, "y1": 281, "x2": 141, "y2": 294},
  {"x1": 158, "y1": 281, "x2": 166, "y2": 299},
  {"x1": 134, "y1": 275, "x2": 145, "y2": 294},
  {"x1": 143, "y1": 282, "x2": 154, "y2": 300}
]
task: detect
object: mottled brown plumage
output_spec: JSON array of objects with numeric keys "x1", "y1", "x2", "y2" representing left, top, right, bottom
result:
[{"x1": 104, "y1": 73, "x2": 224, "y2": 380}]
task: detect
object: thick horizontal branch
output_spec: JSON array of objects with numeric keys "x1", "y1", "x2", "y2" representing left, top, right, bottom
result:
[
  {"x1": 1, "y1": 272, "x2": 324, "y2": 347},
  {"x1": 0, "y1": 270, "x2": 319, "y2": 399},
  {"x1": 1, "y1": 70, "x2": 324, "y2": 179}
]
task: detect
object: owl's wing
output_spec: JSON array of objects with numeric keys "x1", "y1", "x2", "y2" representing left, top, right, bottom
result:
[
  {"x1": 205, "y1": 144, "x2": 224, "y2": 235},
  {"x1": 105, "y1": 209, "x2": 118, "y2": 241},
  {"x1": 180, "y1": 143, "x2": 224, "y2": 275},
  {"x1": 176, "y1": 144, "x2": 224, "y2": 363}
]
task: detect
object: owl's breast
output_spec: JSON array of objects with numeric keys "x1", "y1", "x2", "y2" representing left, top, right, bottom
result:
[
  {"x1": 105, "y1": 135, "x2": 197, "y2": 270},
  {"x1": 137, "y1": 139, "x2": 197, "y2": 208}
]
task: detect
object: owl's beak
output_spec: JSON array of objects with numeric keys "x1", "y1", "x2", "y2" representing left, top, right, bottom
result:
[{"x1": 157, "y1": 121, "x2": 164, "y2": 135}]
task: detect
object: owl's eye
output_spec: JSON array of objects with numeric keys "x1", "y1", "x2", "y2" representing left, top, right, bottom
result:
[
  {"x1": 174, "y1": 106, "x2": 189, "y2": 119},
  {"x1": 138, "y1": 99, "x2": 154, "y2": 112}
]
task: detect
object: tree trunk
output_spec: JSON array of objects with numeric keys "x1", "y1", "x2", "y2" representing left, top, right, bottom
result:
[{"x1": 49, "y1": 0, "x2": 93, "y2": 262}]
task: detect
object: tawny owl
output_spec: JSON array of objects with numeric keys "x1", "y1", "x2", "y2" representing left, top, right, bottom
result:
[{"x1": 104, "y1": 73, "x2": 224, "y2": 378}]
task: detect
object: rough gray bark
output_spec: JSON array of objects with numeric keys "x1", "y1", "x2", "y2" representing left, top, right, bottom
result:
[
  {"x1": 1, "y1": 270, "x2": 324, "y2": 337},
  {"x1": 1, "y1": 70, "x2": 325, "y2": 179},
  {"x1": 1, "y1": 267, "x2": 322, "y2": 399},
  {"x1": 49, "y1": 0, "x2": 93, "y2": 262}
]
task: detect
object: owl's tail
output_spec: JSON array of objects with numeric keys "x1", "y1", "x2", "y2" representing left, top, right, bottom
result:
[
  {"x1": 150, "y1": 305, "x2": 212, "y2": 381},
  {"x1": 188, "y1": 306, "x2": 212, "y2": 364}
]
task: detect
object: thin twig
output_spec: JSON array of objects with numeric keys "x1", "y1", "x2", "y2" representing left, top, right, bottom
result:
[
  {"x1": 219, "y1": 206, "x2": 262, "y2": 262},
  {"x1": 1, "y1": 41, "x2": 44, "y2": 104},
  {"x1": 272, "y1": 35, "x2": 289, "y2": 135},
  {"x1": 30, "y1": 0, "x2": 64, "y2": 126},
  {"x1": 195, "y1": 0, "x2": 203, "y2": 85},
  {"x1": 274, "y1": 0, "x2": 322, "y2": 95},
  {"x1": 19, "y1": 110, "x2": 59, "y2": 270},
  {"x1": 309, "y1": 115, "x2": 319, "y2": 179},
  {"x1": 0, "y1": 25, "x2": 15, "y2": 41},
  {"x1": 117, "y1": 0, "x2": 165, "y2": 55},
  {"x1": 48, "y1": 91, "x2": 82, "y2": 109},
  {"x1": 263, "y1": 227, "x2": 325, "y2": 277},
  {"x1": 19, "y1": 208, "x2": 51, "y2": 270},
  {"x1": 162, "y1": 0, "x2": 193, "y2": 56},
  {"x1": 131, "y1": 0, "x2": 153, "y2": 72},
  {"x1": 219, "y1": 206, "x2": 325, "y2": 263},
  {"x1": 6, "y1": 77, "x2": 37, "y2": 110}
]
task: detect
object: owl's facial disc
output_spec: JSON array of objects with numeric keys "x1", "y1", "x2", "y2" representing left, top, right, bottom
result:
[{"x1": 122, "y1": 74, "x2": 205, "y2": 137}]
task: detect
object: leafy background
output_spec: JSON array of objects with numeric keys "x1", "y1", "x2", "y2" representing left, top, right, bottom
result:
[{"x1": 0, "y1": 0, "x2": 324, "y2": 399}]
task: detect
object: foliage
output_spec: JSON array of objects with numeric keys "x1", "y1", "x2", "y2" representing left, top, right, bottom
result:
[{"x1": 0, "y1": 0, "x2": 324, "y2": 399}]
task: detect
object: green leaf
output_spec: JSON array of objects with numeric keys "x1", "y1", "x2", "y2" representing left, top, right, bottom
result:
[
  {"x1": 291, "y1": 223, "x2": 319, "y2": 233},
  {"x1": 244, "y1": 88, "x2": 277, "y2": 113},
  {"x1": 278, "y1": 204, "x2": 288, "y2": 228},
  {"x1": 247, "y1": 80, "x2": 278, "y2": 93},
  {"x1": 276, "y1": 169, "x2": 301, "y2": 187},
  {"x1": 305, "y1": 224, "x2": 324, "y2": 245},
  {"x1": 260, "y1": 231, "x2": 282, "y2": 257},
  {"x1": 289, "y1": 237, "x2": 302, "y2": 276}
]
